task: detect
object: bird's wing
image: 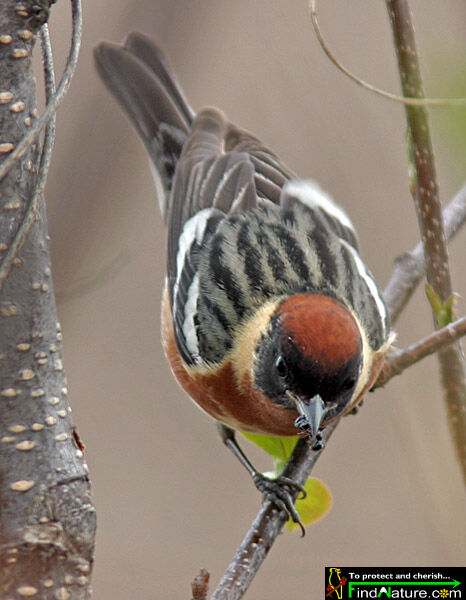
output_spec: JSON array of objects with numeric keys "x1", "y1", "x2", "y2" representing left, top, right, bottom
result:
[
  {"x1": 166, "y1": 107, "x2": 297, "y2": 364},
  {"x1": 280, "y1": 179, "x2": 359, "y2": 250}
]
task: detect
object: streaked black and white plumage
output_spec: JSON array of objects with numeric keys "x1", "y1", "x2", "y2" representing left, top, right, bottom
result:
[{"x1": 95, "y1": 33, "x2": 390, "y2": 372}]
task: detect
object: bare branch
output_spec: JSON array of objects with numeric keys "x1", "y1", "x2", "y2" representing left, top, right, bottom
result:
[
  {"x1": 376, "y1": 317, "x2": 466, "y2": 388},
  {"x1": 383, "y1": 182, "x2": 466, "y2": 323},
  {"x1": 386, "y1": 0, "x2": 466, "y2": 484},
  {"x1": 210, "y1": 424, "x2": 337, "y2": 600},
  {"x1": 387, "y1": 1, "x2": 450, "y2": 297}
]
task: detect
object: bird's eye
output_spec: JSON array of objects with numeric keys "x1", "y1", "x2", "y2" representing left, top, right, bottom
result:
[
  {"x1": 342, "y1": 377, "x2": 356, "y2": 391},
  {"x1": 275, "y1": 355, "x2": 288, "y2": 378}
]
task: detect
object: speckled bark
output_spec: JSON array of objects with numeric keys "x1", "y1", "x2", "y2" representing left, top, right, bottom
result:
[
  {"x1": 0, "y1": 2, "x2": 95, "y2": 599},
  {"x1": 386, "y1": 0, "x2": 466, "y2": 485}
]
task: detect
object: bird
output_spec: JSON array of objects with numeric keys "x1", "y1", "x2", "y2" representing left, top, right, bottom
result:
[{"x1": 95, "y1": 33, "x2": 393, "y2": 530}]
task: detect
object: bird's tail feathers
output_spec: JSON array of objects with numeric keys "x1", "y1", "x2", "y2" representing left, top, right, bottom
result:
[{"x1": 94, "y1": 33, "x2": 194, "y2": 220}]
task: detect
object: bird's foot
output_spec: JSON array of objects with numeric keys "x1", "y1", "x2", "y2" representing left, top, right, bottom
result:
[
  {"x1": 345, "y1": 399, "x2": 364, "y2": 416},
  {"x1": 252, "y1": 472, "x2": 307, "y2": 536}
]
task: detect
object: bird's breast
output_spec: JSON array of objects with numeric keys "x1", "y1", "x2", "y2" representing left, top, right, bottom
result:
[{"x1": 161, "y1": 284, "x2": 299, "y2": 436}]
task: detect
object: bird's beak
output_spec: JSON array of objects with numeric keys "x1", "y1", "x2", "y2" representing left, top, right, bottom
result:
[{"x1": 293, "y1": 393, "x2": 326, "y2": 439}]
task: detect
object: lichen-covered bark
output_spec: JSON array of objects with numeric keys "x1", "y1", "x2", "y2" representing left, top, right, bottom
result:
[{"x1": 0, "y1": 2, "x2": 95, "y2": 598}]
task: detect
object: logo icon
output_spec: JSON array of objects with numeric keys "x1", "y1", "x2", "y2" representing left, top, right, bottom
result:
[{"x1": 326, "y1": 568, "x2": 347, "y2": 599}]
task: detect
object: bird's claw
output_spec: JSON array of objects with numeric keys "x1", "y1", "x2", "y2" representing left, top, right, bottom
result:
[
  {"x1": 294, "y1": 415, "x2": 308, "y2": 431},
  {"x1": 294, "y1": 416, "x2": 326, "y2": 451},
  {"x1": 252, "y1": 472, "x2": 307, "y2": 536}
]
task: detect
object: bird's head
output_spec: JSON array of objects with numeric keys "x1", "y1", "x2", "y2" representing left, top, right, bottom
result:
[{"x1": 252, "y1": 294, "x2": 363, "y2": 448}]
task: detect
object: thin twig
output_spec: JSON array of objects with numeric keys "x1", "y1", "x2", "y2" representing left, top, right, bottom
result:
[
  {"x1": 375, "y1": 317, "x2": 466, "y2": 388},
  {"x1": 386, "y1": 0, "x2": 466, "y2": 483},
  {"x1": 309, "y1": 0, "x2": 466, "y2": 107},
  {"x1": 39, "y1": 24, "x2": 57, "y2": 173},
  {"x1": 387, "y1": 2, "x2": 449, "y2": 294},
  {"x1": 384, "y1": 181, "x2": 466, "y2": 323}
]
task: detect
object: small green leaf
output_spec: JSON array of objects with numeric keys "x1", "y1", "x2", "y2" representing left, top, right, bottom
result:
[
  {"x1": 285, "y1": 477, "x2": 332, "y2": 531},
  {"x1": 242, "y1": 432, "x2": 299, "y2": 464}
]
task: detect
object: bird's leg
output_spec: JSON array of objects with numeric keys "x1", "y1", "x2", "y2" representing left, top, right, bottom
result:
[{"x1": 217, "y1": 423, "x2": 307, "y2": 535}]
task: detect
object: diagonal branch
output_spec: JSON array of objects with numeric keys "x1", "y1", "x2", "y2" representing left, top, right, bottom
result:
[
  {"x1": 210, "y1": 424, "x2": 337, "y2": 600},
  {"x1": 384, "y1": 182, "x2": 466, "y2": 324},
  {"x1": 387, "y1": 1, "x2": 449, "y2": 296},
  {"x1": 386, "y1": 0, "x2": 466, "y2": 484},
  {"x1": 375, "y1": 317, "x2": 466, "y2": 389}
]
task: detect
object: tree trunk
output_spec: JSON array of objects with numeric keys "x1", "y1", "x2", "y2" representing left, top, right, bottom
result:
[{"x1": 0, "y1": 2, "x2": 95, "y2": 598}]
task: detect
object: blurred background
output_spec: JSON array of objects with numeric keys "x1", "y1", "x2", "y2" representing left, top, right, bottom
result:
[{"x1": 42, "y1": 1, "x2": 465, "y2": 598}]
